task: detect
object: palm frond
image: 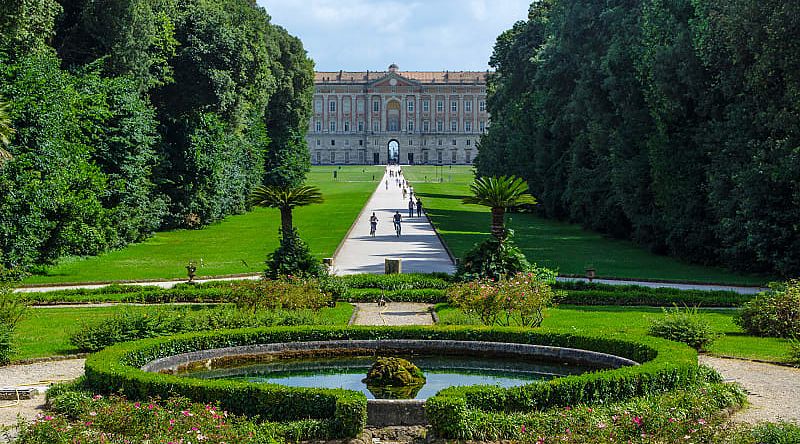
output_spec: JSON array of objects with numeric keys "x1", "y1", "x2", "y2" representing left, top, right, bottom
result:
[
  {"x1": 249, "y1": 184, "x2": 324, "y2": 210},
  {"x1": 0, "y1": 100, "x2": 15, "y2": 149},
  {"x1": 462, "y1": 175, "x2": 537, "y2": 209}
]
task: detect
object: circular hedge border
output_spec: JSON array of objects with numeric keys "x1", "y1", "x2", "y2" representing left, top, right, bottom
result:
[{"x1": 84, "y1": 326, "x2": 699, "y2": 439}]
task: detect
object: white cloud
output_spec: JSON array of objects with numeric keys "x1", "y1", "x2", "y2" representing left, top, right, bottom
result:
[{"x1": 259, "y1": 0, "x2": 531, "y2": 71}]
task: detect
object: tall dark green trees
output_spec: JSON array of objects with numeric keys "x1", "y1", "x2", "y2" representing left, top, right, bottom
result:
[
  {"x1": 0, "y1": 0, "x2": 314, "y2": 268},
  {"x1": 478, "y1": 0, "x2": 800, "y2": 277}
]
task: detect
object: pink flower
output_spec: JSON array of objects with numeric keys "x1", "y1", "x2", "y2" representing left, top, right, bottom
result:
[
  {"x1": 597, "y1": 422, "x2": 607, "y2": 429},
  {"x1": 632, "y1": 416, "x2": 643, "y2": 427},
  {"x1": 521, "y1": 424, "x2": 526, "y2": 433},
  {"x1": 698, "y1": 418, "x2": 707, "y2": 425}
]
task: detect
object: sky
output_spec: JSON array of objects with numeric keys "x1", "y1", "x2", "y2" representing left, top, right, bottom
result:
[{"x1": 257, "y1": 0, "x2": 532, "y2": 72}]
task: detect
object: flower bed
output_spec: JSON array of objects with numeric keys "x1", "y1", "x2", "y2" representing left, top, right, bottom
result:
[{"x1": 83, "y1": 325, "x2": 699, "y2": 439}]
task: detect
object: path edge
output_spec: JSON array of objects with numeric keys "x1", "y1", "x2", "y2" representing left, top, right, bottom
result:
[{"x1": 332, "y1": 178, "x2": 383, "y2": 265}]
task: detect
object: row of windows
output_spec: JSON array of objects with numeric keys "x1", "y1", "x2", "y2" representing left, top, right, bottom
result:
[
  {"x1": 315, "y1": 138, "x2": 474, "y2": 148},
  {"x1": 316, "y1": 99, "x2": 486, "y2": 114},
  {"x1": 314, "y1": 150, "x2": 473, "y2": 164},
  {"x1": 316, "y1": 120, "x2": 487, "y2": 133}
]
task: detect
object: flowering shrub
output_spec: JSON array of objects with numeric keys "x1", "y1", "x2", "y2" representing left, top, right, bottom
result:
[
  {"x1": 429, "y1": 381, "x2": 746, "y2": 441},
  {"x1": 17, "y1": 395, "x2": 284, "y2": 443},
  {"x1": 736, "y1": 280, "x2": 800, "y2": 338},
  {"x1": 231, "y1": 276, "x2": 332, "y2": 312},
  {"x1": 447, "y1": 268, "x2": 559, "y2": 327}
]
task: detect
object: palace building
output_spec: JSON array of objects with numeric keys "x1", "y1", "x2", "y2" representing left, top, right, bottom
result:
[{"x1": 308, "y1": 64, "x2": 488, "y2": 165}]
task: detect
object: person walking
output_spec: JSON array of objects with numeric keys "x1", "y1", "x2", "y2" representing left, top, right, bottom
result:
[
  {"x1": 402, "y1": 187, "x2": 407, "y2": 200},
  {"x1": 369, "y1": 212, "x2": 378, "y2": 237},
  {"x1": 416, "y1": 198, "x2": 423, "y2": 217},
  {"x1": 393, "y1": 211, "x2": 402, "y2": 237},
  {"x1": 408, "y1": 198, "x2": 415, "y2": 217},
  {"x1": 385, "y1": 179, "x2": 389, "y2": 190}
]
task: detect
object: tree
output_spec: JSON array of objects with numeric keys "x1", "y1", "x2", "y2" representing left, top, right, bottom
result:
[
  {"x1": 0, "y1": 100, "x2": 13, "y2": 162},
  {"x1": 248, "y1": 184, "x2": 324, "y2": 241},
  {"x1": 462, "y1": 176, "x2": 537, "y2": 240}
]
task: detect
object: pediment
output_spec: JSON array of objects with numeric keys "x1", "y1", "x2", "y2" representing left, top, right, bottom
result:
[{"x1": 369, "y1": 72, "x2": 420, "y2": 88}]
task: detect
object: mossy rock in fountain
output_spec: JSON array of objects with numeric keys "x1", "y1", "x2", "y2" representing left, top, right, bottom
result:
[{"x1": 363, "y1": 357, "x2": 426, "y2": 399}]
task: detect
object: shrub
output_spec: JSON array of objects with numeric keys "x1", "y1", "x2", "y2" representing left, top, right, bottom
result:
[
  {"x1": 457, "y1": 233, "x2": 531, "y2": 281},
  {"x1": 788, "y1": 338, "x2": 800, "y2": 367},
  {"x1": 231, "y1": 277, "x2": 331, "y2": 312},
  {"x1": 735, "y1": 280, "x2": 800, "y2": 338},
  {"x1": 647, "y1": 305, "x2": 719, "y2": 351},
  {"x1": 447, "y1": 269, "x2": 558, "y2": 327},
  {"x1": 554, "y1": 281, "x2": 752, "y2": 307},
  {"x1": 346, "y1": 288, "x2": 447, "y2": 303},
  {"x1": 340, "y1": 273, "x2": 452, "y2": 290},
  {"x1": 0, "y1": 266, "x2": 26, "y2": 364},
  {"x1": 745, "y1": 422, "x2": 800, "y2": 444},
  {"x1": 69, "y1": 306, "x2": 339, "y2": 352},
  {"x1": 265, "y1": 228, "x2": 324, "y2": 278}
]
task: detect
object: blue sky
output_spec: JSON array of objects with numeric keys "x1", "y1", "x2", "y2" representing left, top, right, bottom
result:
[{"x1": 257, "y1": 0, "x2": 532, "y2": 71}]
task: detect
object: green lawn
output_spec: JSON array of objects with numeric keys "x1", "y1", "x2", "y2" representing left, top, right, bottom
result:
[
  {"x1": 436, "y1": 304, "x2": 791, "y2": 363},
  {"x1": 405, "y1": 166, "x2": 768, "y2": 285},
  {"x1": 12, "y1": 303, "x2": 354, "y2": 361},
  {"x1": 24, "y1": 166, "x2": 384, "y2": 284}
]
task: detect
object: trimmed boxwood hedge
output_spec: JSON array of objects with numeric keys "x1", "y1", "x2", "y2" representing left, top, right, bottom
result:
[
  {"x1": 84, "y1": 326, "x2": 698, "y2": 439},
  {"x1": 554, "y1": 281, "x2": 754, "y2": 307}
]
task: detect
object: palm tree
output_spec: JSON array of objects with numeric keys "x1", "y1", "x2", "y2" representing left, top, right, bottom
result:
[
  {"x1": 462, "y1": 175, "x2": 537, "y2": 240},
  {"x1": 0, "y1": 100, "x2": 14, "y2": 162},
  {"x1": 248, "y1": 184, "x2": 324, "y2": 240}
]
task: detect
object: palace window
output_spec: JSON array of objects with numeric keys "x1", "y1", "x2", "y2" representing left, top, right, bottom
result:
[
  {"x1": 316, "y1": 151, "x2": 321, "y2": 164},
  {"x1": 423, "y1": 120, "x2": 430, "y2": 132},
  {"x1": 452, "y1": 139, "x2": 457, "y2": 146},
  {"x1": 479, "y1": 120, "x2": 486, "y2": 133},
  {"x1": 465, "y1": 100, "x2": 472, "y2": 112},
  {"x1": 373, "y1": 121, "x2": 380, "y2": 132},
  {"x1": 314, "y1": 100, "x2": 322, "y2": 113},
  {"x1": 316, "y1": 139, "x2": 321, "y2": 146},
  {"x1": 359, "y1": 139, "x2": 364, "y2": 146},
  {"x1": 330, "y1": 151, "x2": 335, "y2": 163},
  {"x1": 315, "y1": 120, "x2": 321, "y2": 133},
  {"x1": 345, "y1": 151, "x2": 350, "y2": 163},
  {"x1": 438, "y1": 139, "x2": 443, "y2": 146},
  {"x1": 357, "y1": 100, "x2": 364, "y2": 113},
  {"x1": 407, "y1": 120, "x2": 415, "y2": 132},
  {"x1": 329, "y1": 121, "x2": 337, "y2": 132},
  {"x1": 436, "y1": 100, "x2": 444, "y2": 112},
  {"x1": 358, "y1": 121, "x2": 364, "y2": 132},
  {"x1": 466, "y1": 139, "x2": 472, "y2": 146},
  {"x1": 343, "y1": 100, "x2": 351, "y2": 113},
  {"x1": 408, "y1": 139, "x2": 413, "y2": 146},
  {"x1": 422, "y1": 100, "x2": 430, "y2": 112},
  {"x1": 465, "y1": 150, "x2": 472, "y2": 163},
  {"x1": 373, "y1": 100, "x2": 380, "y2": 112},
  {"x1": 437, "y1": 150, "x2": 443, "y2": 163},
  {"x1": 407, "y1": 100, "x2": 415, "y2": 113},
  {"x1": 344, "y1": 121, "x2": 350, "y2": 132},
  {"x1": 331, "y1": 139, "x2": 335, "y2": 146},
  {"x1": 479, "y1": 101, "x2": 486, "y2": 112},
  {"x1": 329, "y1": 100, "x2": 337, "y2": 112},
  {"x1": 451, "y1": 101, "x2": 458, "y2": 113},
  {"x1": 452, "y1": 151, "x2": 457, "y2": 163},
  {"x1": 436, "y1": 121, "x2": 443, "y2": 132},
  {"x1": 465, "y1": 121, "x2": 472, "y2": 132},
  {"x1": 451, "y1": 120, "x2": 458, "y2": 132}
]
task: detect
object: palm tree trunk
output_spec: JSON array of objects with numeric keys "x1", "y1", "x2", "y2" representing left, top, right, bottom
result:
[
  {"x1": 491, "y1": 207, "x2": 506, "y2": 240},
  {"x1": 280, "y1": 207, "x2": 294, "y2": 240}
]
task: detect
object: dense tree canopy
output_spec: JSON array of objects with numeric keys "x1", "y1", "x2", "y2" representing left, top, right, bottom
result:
[
  {"x1": 477, "y1": 0, "x2": 800, "y2": 277},
  {"x1": 0, "y1": 0, "x2": 314, "y2": 268}
]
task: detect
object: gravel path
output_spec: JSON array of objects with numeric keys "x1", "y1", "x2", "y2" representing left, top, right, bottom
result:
[
  {"x1": 0, "y1": 358, "x2": 85, "y2": 435},
  {"x1": 699, "y1": 355, "x2": 800, "y2": 424},
  {"x1": 352, "y1": 303, "x2": 434, "y2": 326}
]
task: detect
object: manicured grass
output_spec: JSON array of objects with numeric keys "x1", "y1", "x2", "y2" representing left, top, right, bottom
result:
[
  {"x1": 24, "y1": 167, "x2": 384, "y2": 284},
  {"x1": 435, "y1": 304, "x2": 791, "y2": 363},
  {"x1": 12, "y1": 303, "x2": 354, "y2": 361},
  {"x1": 405, "y1": 166, "x2": 768, "y2": 285}
]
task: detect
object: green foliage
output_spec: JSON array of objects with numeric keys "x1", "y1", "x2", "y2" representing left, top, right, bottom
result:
[
  {"x1": 554, "y1": 281, "x2": 752, "y2": 307},
  {"x1": 648, "y1": 306, "x2": 719, "y2": 351},
  {"x1": 478, "y1": 0, "x2": 800, "y2": 277},
  {"x1": 463, "y1": 175, "x2": 537, "y2": 240},
  {"x1": 788, "y1": 338, "x2": 800, "y2": 368},
  {"x1": 0, "y1": 0, "x2": 62, "y2": 56},
  {"x1": 743, "y1": 422, "x2": 800, "y2": 444},
  {"x1": 448, "y1": 270, "x2": 558, "y2": 327},
  {"x1": 0, "y1": 264, "x2": 25, "y2": 364},
  {"x1": 339, "y1": 273, "x2": 452, "y2": 290},
  {"x1": 457, "y1": 234, "x2": 531, "y2": 281},
  {"x1": 230, "y1": 277, "x2": 332, "y2": 311},
  {"x1": 735, "y1": 280, "x2": 800, "y2": 338},
  {"x1": 428, "y1": 380, "x2": 744, "y2": 441},
  {"x1": 0, "y1": 99, "x2": 14, "y2": 148},
  {"x1": 265, "y1": 228, "x2": 324, "y2": 279},
  {"x1": 363, "y1": 356, "x2": 426, "y2": 399},
  {"x1": 69, "y1": 305, "x2": 342, "y2": 352}
]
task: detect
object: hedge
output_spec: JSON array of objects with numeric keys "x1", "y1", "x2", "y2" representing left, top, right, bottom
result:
[
  {"x1": 338, "y1": 273, "x2": 452, "y2": 290},
  {"x1": 554, "y1": 281, "x2": 753, "y2": 307},
  {"x1": 84, "y1": 325, "x2": 697, "y2": 439},
  {"x1": 345, "y1": 288, "x2": 447, "y2": 303}
]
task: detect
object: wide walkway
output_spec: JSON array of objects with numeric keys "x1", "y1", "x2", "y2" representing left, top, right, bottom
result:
[
  {"x1": 351, "y1": 302, "x2": 434, "y2": 326},
  {"x1": 331, "y1": 166, "x2": 456, "y2": 275}
]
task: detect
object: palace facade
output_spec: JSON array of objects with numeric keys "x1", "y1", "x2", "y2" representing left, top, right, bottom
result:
[{"x1": 307, "y1": 64, "x2": 488, "y2": 165}]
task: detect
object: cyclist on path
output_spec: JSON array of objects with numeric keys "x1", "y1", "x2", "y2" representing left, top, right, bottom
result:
[
  {"x1": 369, "y1": 212, "x2": 378, "y2": 237},
  {"x1": 393, "y1": 211, "x2": 402, "y2": 237}
]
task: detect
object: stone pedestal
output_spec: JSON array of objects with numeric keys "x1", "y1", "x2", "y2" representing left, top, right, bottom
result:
[
  {"x1": 322, "y1": 257, "x2": 334, "y2": 267},
  {"x1": 385, "y1": 258, "x2": 402, "y2": 274}
]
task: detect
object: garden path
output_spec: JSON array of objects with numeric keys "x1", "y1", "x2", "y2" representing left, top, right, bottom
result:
[
  {"x1": 331, "y1": 166, "x2": 456, "y2": 275},
  {"x1": 699, "y1": 355, "x2": 800, "y2": 424},
  {"x1": 351, "y1": 302, "x2": 434, "y2": 326},
  {"x1": 0, "y1": 358, "x2": 85, "y2": 440}
]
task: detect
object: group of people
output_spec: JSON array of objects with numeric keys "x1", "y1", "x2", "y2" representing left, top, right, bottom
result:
[{"x1": 370, "y1": 167, "x2": 423, "y2": 237}]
